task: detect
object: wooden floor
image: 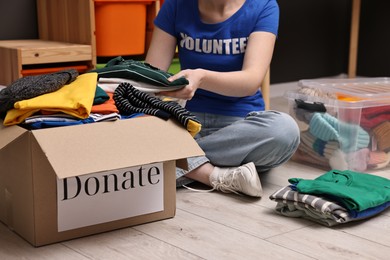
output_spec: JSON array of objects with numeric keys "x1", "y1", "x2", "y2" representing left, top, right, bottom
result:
[{"x1": 2, "y1": 79, "x2": 390, "y2": 259}]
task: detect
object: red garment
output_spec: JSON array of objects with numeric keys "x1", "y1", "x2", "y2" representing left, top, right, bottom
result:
[
  {"x1": 360, "y1": 105, "x2": 390, "y2": 130},
  {"x1": 91, "y1": 93, "x2": 119, "y2": 114}
]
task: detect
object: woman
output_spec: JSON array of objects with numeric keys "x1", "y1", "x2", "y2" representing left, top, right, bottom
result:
[{"x1": 145, "y1": 0, "x2": 300, "y2": 197}]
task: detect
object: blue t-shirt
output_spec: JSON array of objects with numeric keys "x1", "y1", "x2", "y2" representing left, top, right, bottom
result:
[{"x1": 154, "y1": 0, "x2": 279, "y2": 116}]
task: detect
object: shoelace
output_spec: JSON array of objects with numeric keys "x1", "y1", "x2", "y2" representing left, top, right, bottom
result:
[
  {"x1": 182, "y1": 184, "x2": 214, "y2": 193},
  {"x1": 211, "y1": 168, "x2": 243, "y2": 195},
  {"x1": 182, "y1": 168, "x2": 245, "y2": 195}
]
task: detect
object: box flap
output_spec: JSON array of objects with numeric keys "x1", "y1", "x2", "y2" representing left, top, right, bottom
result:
[
  {"x1": 31, "y1": 116, "x2": 204, "y2": 179},
  {"x1": 0, "y1": 122, "x2": 28, "y2": 150}
]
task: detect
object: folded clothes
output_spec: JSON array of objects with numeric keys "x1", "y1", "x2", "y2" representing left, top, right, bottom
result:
[
  {"x1": 98, "y1": 77, "x2": 185, "y2": 93},
  {"x1": 3, "y1": 73, "x2": 97, "y2": 126},
  {"x1": 270, "y1": 185, "x2": 354, "y2": 226},
  {"x1": 0, "y1": 69, "x2": 78, "y2": 113},
  {"x1": 25, "y1": 113, "x2": 120, "y2": 129},
  {"x1": 289, "y1": 169, "x2": 390, "y2": 212},
  {"x1": 24, "y1": 113, "x2": 79, "y2": 124},
  {"x1": 270, "y1": 185, "x2": 390, "y2": 226},
  {"x1": 90, "y1": 56, "x2": 188, "y2": 90}
]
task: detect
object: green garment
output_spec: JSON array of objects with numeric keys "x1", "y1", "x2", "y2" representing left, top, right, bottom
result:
[
  {"x1": 89, "y1": 56, "x2": 188, "y2": 89},
  {"x1": 289, "y1": 170, "x2": 390, "y2": 211}
]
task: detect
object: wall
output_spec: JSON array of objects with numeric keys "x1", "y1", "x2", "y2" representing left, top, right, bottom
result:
[
  {"x1": 0, "y1": 0, "x2": 389, "y2": 83},
  {"x1": 357, "y1": 0, "x2": 390, "y2": 77},
  {"x1": 0, "y1": 0, "x2": 38, "y2": 40},
  {"x1": 272, "y1": 0, "x2": 351, "y2": 83}
]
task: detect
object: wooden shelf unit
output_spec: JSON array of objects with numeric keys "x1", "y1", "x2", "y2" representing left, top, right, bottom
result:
[{"x1": 0, "y1": 0, "x2": 96, "y2": 86}]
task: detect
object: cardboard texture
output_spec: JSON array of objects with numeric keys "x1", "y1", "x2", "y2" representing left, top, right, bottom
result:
[{"x1": 0, "y1": 116, "x2": 204, "y2": 246}]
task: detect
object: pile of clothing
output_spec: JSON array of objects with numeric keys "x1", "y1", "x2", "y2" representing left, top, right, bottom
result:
[
  {"x1": 0, "y1": 57, "x2": 201, "y2": 137},
  {"x1": 269, "y1": 169, "x2": 390, "y2": 226}
]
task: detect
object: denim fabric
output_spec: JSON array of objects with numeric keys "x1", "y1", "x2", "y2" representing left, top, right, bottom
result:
[{"x1": 176, "y1": 110, "x2": 300, "y2": 187}]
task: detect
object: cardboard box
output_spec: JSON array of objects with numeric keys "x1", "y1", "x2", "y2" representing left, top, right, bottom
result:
[
  {"x1": 286, "y1": 77, "x2": 390, "y2": 171},
  {"x1": 0, "y1": 116, "x2": 204, "y2": 246}
]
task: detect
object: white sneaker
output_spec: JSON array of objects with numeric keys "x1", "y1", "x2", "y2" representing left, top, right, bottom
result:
[{"x1": 209, "y1": 162, "x2": 263, "y2": 197}]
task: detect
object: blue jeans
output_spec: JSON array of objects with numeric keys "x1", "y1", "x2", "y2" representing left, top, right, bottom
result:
[{"x1": 176, "y1": 110, "x2": 300, "y2": 187}]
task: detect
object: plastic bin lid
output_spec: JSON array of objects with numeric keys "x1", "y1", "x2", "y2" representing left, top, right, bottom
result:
[{"x1": 298, "y1": 77, "x2": 390, "y2": 99}]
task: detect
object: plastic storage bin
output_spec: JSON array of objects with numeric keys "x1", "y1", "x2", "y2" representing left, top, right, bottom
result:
[
  {"x1": 286, "y1": 77, "x2": 390, "y2": 172},
  {"x1": 94, "y1": 0, "x2": 153, "y2": 57}
]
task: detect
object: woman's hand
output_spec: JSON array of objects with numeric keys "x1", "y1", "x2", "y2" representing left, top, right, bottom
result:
[{"x1": 159, "y1": 69, "x2": 206, "y2": 100}]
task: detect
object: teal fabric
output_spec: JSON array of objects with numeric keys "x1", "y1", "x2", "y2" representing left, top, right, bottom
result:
[
  {"x1": 309, "y1": 112, "x2": 370, "y2": 152},
  {"x1": 89, "y1": 56, "x2": 188, "y2": 88},
  {"x1": 289, "y1": 170, "x2": 390, "y2": 211},
  {"x1": 93, "y1": 86, "x2": 110, "y2": 105}
]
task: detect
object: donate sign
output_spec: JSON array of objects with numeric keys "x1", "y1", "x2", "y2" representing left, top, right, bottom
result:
[{"x1": 57, "y1": 162, "x2": 164, "y2": 232}]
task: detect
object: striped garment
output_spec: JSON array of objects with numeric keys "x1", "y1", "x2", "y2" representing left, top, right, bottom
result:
[
  {"x1": 269, "y1": 185, "x2": 352, "y2": 226},
  {"x1": 114, "y1": 82, "x2": 201, "y2": 137},
  {"x1": 270, "y1": 185, "x2": 390, "y2": 226}
]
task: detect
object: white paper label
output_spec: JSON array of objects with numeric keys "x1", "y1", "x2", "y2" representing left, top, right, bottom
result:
[{"x1": 57, "y1": 162, "x2": 164, "y2": 232}]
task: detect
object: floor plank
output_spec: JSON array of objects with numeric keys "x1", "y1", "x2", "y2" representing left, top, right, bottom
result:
[
  {"x1": 62, "y1": 227, "x2": 201, "y2": 260},
  {"x1": 135, "y1": 209, "x2": 314, "y2": 260},
  {"x1": 333, "y1": 214, "x2": 390, "y2": 247},
  {"x1": 267, "y1": 224, "x2": 390, "y2": 260},
  {"x1": 176, "y1": 188, "x2": 314, "y2": 239},
  {"x1": 0, "y1": 224, "x2": 87, "y2": 260}
]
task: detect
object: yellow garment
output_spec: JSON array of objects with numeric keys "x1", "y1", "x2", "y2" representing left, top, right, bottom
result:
[
  {"x1": 187, "y1": 120, "x2": 201, "y2": 137},
  {"x1": 162, "y1": 96, "x2": 200, "y2": 137},
  {"x1": 4, "y1": 73, "x2": 97, "y2": 126}
]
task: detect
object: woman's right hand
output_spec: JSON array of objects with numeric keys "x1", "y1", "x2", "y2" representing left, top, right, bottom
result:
[{"x1": 159, "y1": 69, "x2": 206, "y2": 100}]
